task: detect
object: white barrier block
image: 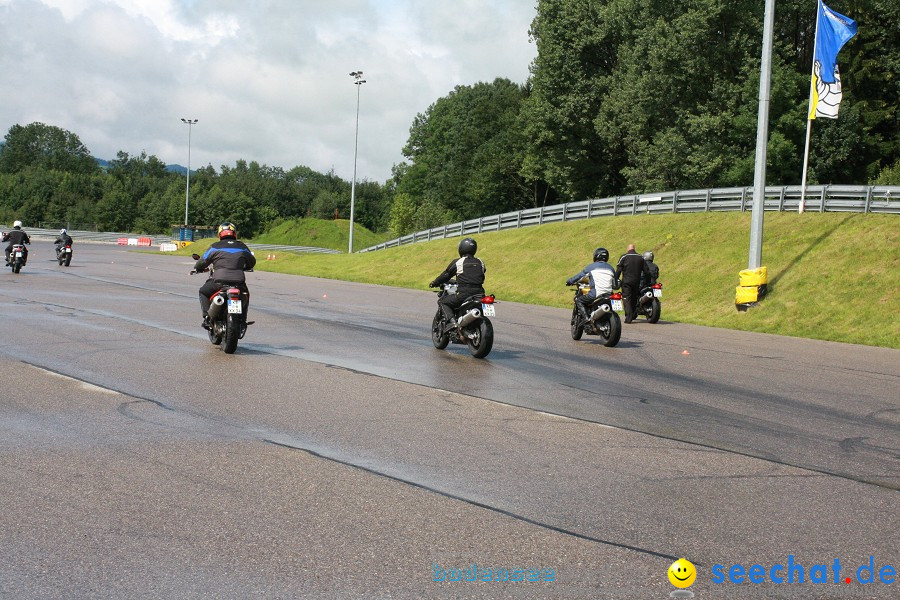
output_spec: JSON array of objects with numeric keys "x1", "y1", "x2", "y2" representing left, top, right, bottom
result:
[
  {"x1": 159, "y1": 243, "x2": 178, "y2": 252},
  {"x1": 127, "y1": 238, "x2": 138, "y2": 246}
]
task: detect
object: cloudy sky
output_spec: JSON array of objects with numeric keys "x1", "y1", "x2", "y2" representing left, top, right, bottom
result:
[{"x1": 0, "y1": 0, "x2": 537, "y2": 183}]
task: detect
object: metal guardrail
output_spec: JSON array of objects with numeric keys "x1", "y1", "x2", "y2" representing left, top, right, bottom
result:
[
  {"x1": 359, "y1": 184, "x2": 900, "y2": 253},
  {"x1": 2, "y1": 227, "x2": 340, "y2": 254}
]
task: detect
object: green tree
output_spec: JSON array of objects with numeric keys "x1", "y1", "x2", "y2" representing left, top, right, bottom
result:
[
  {"x1": 0, "y1": 122, "x2": 99, "y2": 175},
  {"x1": 399, "y1": 78, "x2": 536, "y2": 219}
]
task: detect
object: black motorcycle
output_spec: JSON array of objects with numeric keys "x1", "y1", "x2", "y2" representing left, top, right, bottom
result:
[
  {"x1": 568, "y1": 283, "x2": 623, "y2": 347},
  {"x1": 56, "y1": 243, "x2": 73, "y2": 267},
  {"x1": 8, "y1": 244, "x2": 27, "y2": 274},
  {"x1": 431, "y1": 282, "x2": 496, "y2": 359},
  {"x1": 636, "y1": 282, "x2": 662, "y2": 323},
  {"x1": 191, "y1": 254, "x2": 252, "y2": 354}
]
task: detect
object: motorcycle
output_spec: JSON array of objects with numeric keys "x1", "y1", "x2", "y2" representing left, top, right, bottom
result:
[
  {"x1": 636, "y1": 282, "x2": 663, "y2": 323},
  {"x1": 191, "y1": 254, "x2": 252, "y2": 354},
  {"x1": 56, "y1": 244, "x2": 73, "y2": 267},
  {"x1": 8, "y1": 244, "x2": 26, "y2": 274},
  {"x1": 431, "y1": 282, "x2": 496, "y2": 359},
  {"x1": 568, "y1": 281, "x2": 623, "y2": 347}
]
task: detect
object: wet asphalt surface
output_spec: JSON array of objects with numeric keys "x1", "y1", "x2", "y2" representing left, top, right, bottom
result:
[{"x1": 0, "y1": 242, "x2": 897, "y2": 599}]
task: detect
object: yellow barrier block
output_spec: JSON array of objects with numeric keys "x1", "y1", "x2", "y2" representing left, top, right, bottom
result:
[
  {"x1": 735, "y1": 285, "x2": 759, "y2": 304},
  {"x1": 739, "y1": 266, "x2": 768, "y2": 287},
  {"x1": 179, "y1": 241, "x2": 194, "y2": 248}
]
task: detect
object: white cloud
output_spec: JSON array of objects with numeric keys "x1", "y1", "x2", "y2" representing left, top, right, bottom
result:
[{"x1": 0, "y1": 0, "x2": 537, "y2": 182}]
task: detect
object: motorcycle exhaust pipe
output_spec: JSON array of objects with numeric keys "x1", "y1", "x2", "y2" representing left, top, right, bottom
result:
[
  {"x1": 639, "y1": 291, "x2": 654, "y2": 306},
  {"x1": 457, "y1": 308, "x2": 481, "y2": 329},
  {"x1": 590, "y1": 304, "x2": 611, "y2": 322},
  {"x1": 207, "y1": 294, "x2": 226, "y2": 321}
]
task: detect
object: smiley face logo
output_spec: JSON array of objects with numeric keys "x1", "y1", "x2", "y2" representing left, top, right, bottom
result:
[{"x1": 668, "y1": 558, "x2": 696, "y2": 588}]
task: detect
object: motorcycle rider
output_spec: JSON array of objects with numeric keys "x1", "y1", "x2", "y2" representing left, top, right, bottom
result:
[
  {"x1": 640, "y1": 251, "x2": 659, "y2": 288},
  {"x1": 566, "y1": 247, "x2": 618, "y2": 322},
  {"x1": 194, "y1": 222, "x2": 256, "y2": 331},
  {"x1": 3, "y1": 220, "x2": 30, "y2": 266},
  {"x1": 614, "y1": 243, "x2": 651, "y2": 323},
  {"x1": 429, "y1": 237, "x2": 485, "y2": 332},
  {"x1": 54, "y1": 228, "x2": 73, "y2": 258}
]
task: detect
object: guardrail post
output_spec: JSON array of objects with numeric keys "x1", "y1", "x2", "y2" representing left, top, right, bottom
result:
[
  {"x1": 672, "y1": 191, "x2": 678, "y2": 213},
  {"x1": 864, "y1": 186, "x2": 872, "y2": 214},
  {"x1": 778, "y1": 187, "x2": 785, "y2": 211},
  {"x1": 562, "y1": 202, "x2": 567, "y2": 222},
  {"x1": 613, "y1": 196, "x2": 619, "y2": 216},
  {"x1": 587, "y1": 200, "x2": 593, "y2": 219},
  {"x1": 478, "y1": 217, "x2": 483, "y2": 233},
  {"x1": 740, "y1": 187, "x2": 747, "y2": 212},
  {"x1": 820, "y1": 185, "x2": 827, "y2": 213},
  {"x1": 631, "y1": 196, "x2": 637, "y2": 216},
  {"x1": 516, "y1": 210, "x2": 522, "y2": 228},
  {"x1": 539, "y1": 205, "x2": 545, "y2": 224},
  {"x1": 705, "y1": 189, "x2": 711, "y2": 212}
]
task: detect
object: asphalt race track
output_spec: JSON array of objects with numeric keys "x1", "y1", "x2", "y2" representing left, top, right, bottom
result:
[{"x1": 1, "y1": 242, "x2": 897, "y2": 599}]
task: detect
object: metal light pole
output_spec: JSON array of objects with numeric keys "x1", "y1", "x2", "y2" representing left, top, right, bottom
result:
[
  {"x1": 748, "y1": 0, "x2": 775, "y2": 269},
  {"x1": 348, "y1": 71, "x2": 366, "y2": 254},
  {"x1": 181, "y1": 118, "x2": 198, "y2": 226}
]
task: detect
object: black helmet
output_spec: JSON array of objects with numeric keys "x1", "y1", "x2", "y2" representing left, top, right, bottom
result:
[
  {"x1": 458, "y1": 237, "x2": 477, "y2": 257},
  {"x1": 643, "y1": 251, "x2": 654, "y2": 262},
  {"x1": 217, "y1": 222, "x2": 237, "y2": 239},
  {"x1": 593, "y1": 247, "x2": 609, "y2": 262}
]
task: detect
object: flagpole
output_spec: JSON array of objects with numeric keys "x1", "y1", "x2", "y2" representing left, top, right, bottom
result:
[{"x1": 800, "y1": 0, "x2": 823, "y2": 214}]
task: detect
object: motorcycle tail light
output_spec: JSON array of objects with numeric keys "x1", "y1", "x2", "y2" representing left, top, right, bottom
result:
[
  {"x1": 481, "y1": 295, "x2": 495, "y2": 304},
  {"x1": 610, "y1": 292, "x2": 622, "y2": 300},
  {"x1": 227, "y1": 288, "x2": 241, "y2": 298},
  {"x1": 651, "y1": 283, "x2": 662, "y2": 289}
]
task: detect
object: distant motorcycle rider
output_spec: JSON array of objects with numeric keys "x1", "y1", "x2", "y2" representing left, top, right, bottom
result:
[
  {"x1": 640, "y1": 251, "x2": 659, "y2": 288},
  {"x1": 566, "y1": 247, "x2": 617, "y2": 321},
  {"x1": 614, "y1": 243, "x2": 651, "y2": 324},
  {"x1": 3, "y1": 220, "x2": 30, "y2": 266},
  {"x1": 194, "y1": 222, "x2": 256, "y2": 329},
  {"x1": 54, "y1": 228, "x2": 73, "y2": 257},
  {"x1": 429, "y1": 237, "x2": 485, "y2": 332}
]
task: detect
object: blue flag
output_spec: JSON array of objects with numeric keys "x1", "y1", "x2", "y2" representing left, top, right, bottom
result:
[{"x1": 809, "y1": 1, "x2": 858, "y2": 119}]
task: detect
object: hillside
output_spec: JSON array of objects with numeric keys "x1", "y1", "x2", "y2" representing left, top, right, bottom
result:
[
  {"x1": 250, "y1": 218, "x2": 391, "y2": 251},
  {"x1": 172, "y1": 212, "x2": 899, "y2": 348}
]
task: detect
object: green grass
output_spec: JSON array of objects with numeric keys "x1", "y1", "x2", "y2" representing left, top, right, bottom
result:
[
  {"x1": 249, "y1": 218, "x2": 392, "y2": 251},
  {"x1": 170, "y1": 212, "x2": 900, "y2": 348}
]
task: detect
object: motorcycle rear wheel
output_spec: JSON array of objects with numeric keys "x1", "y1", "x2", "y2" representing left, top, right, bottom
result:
[
  {"x1": 12, "y1": 260, "x2": 21, "y2": 274},
  {"x1": 570, "y1": 306, "x2": 584, "y2": 340},
  {"x1": 64, "y1": 255, "x2": 72, "y2": 267},
  {"x1": 431, "y1": 309, "x2": 449, "y2": 349},
  {"x1": 223, "y1": 314, "x2": 240, "y2": 354},
  {"x1": 467, "y1": 318, "x2": 494, "y2": 359},
  {"x1": 600, "y1": 312, "x2": 622, "y2": 347},
  {"x1": 647, "y1": 298, "x2": 661, "y2": 323}
]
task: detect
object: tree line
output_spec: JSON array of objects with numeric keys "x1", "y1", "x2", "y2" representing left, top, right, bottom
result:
[
  {"x1": 0, "y1": 123, "x2": 392, "y2": 238},
  {"x1": 2, "y1": 1, "x2": 897, "y2": 238}
]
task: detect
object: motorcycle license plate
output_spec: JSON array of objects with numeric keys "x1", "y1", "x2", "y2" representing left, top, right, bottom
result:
[
  {"x1": 482, "y1": 303, "x2": 496, "y2": 317},
  {"x1": 611, "y1": 299, "x2": 623, "y2": 311},
  {"x1": 653, "y1": 289, "x2": 662, "y2": 298},
  {"x1": 227, "y1": 299, "x2": 242, "y2": 314},
  {"x1": 14, "y1": 252, "x2": 22, "y2": 258},
  {"x1": 65, "y1": 248, "x2": 72, "y2": 253}
]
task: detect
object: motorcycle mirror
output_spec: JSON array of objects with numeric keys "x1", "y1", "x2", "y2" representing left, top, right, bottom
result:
[{"x1": 191, "y1": 253, "x2": 201, "y2": 260}]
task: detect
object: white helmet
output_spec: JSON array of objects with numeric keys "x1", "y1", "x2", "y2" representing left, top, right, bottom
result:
[
  {"x1": 13, "y1": 220, "x2": 22, "y2": 228},
  {"x1": 60, "y1": 228, "x2": 67, "y2": 235}
]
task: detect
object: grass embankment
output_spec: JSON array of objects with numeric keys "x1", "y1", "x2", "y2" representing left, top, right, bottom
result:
[
  {"x1": 251, "y1": 218, "x2": 391, "y2": 251},
  {"x1": 174, "y1": 212, "x2": 900, "y2": 348}
]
